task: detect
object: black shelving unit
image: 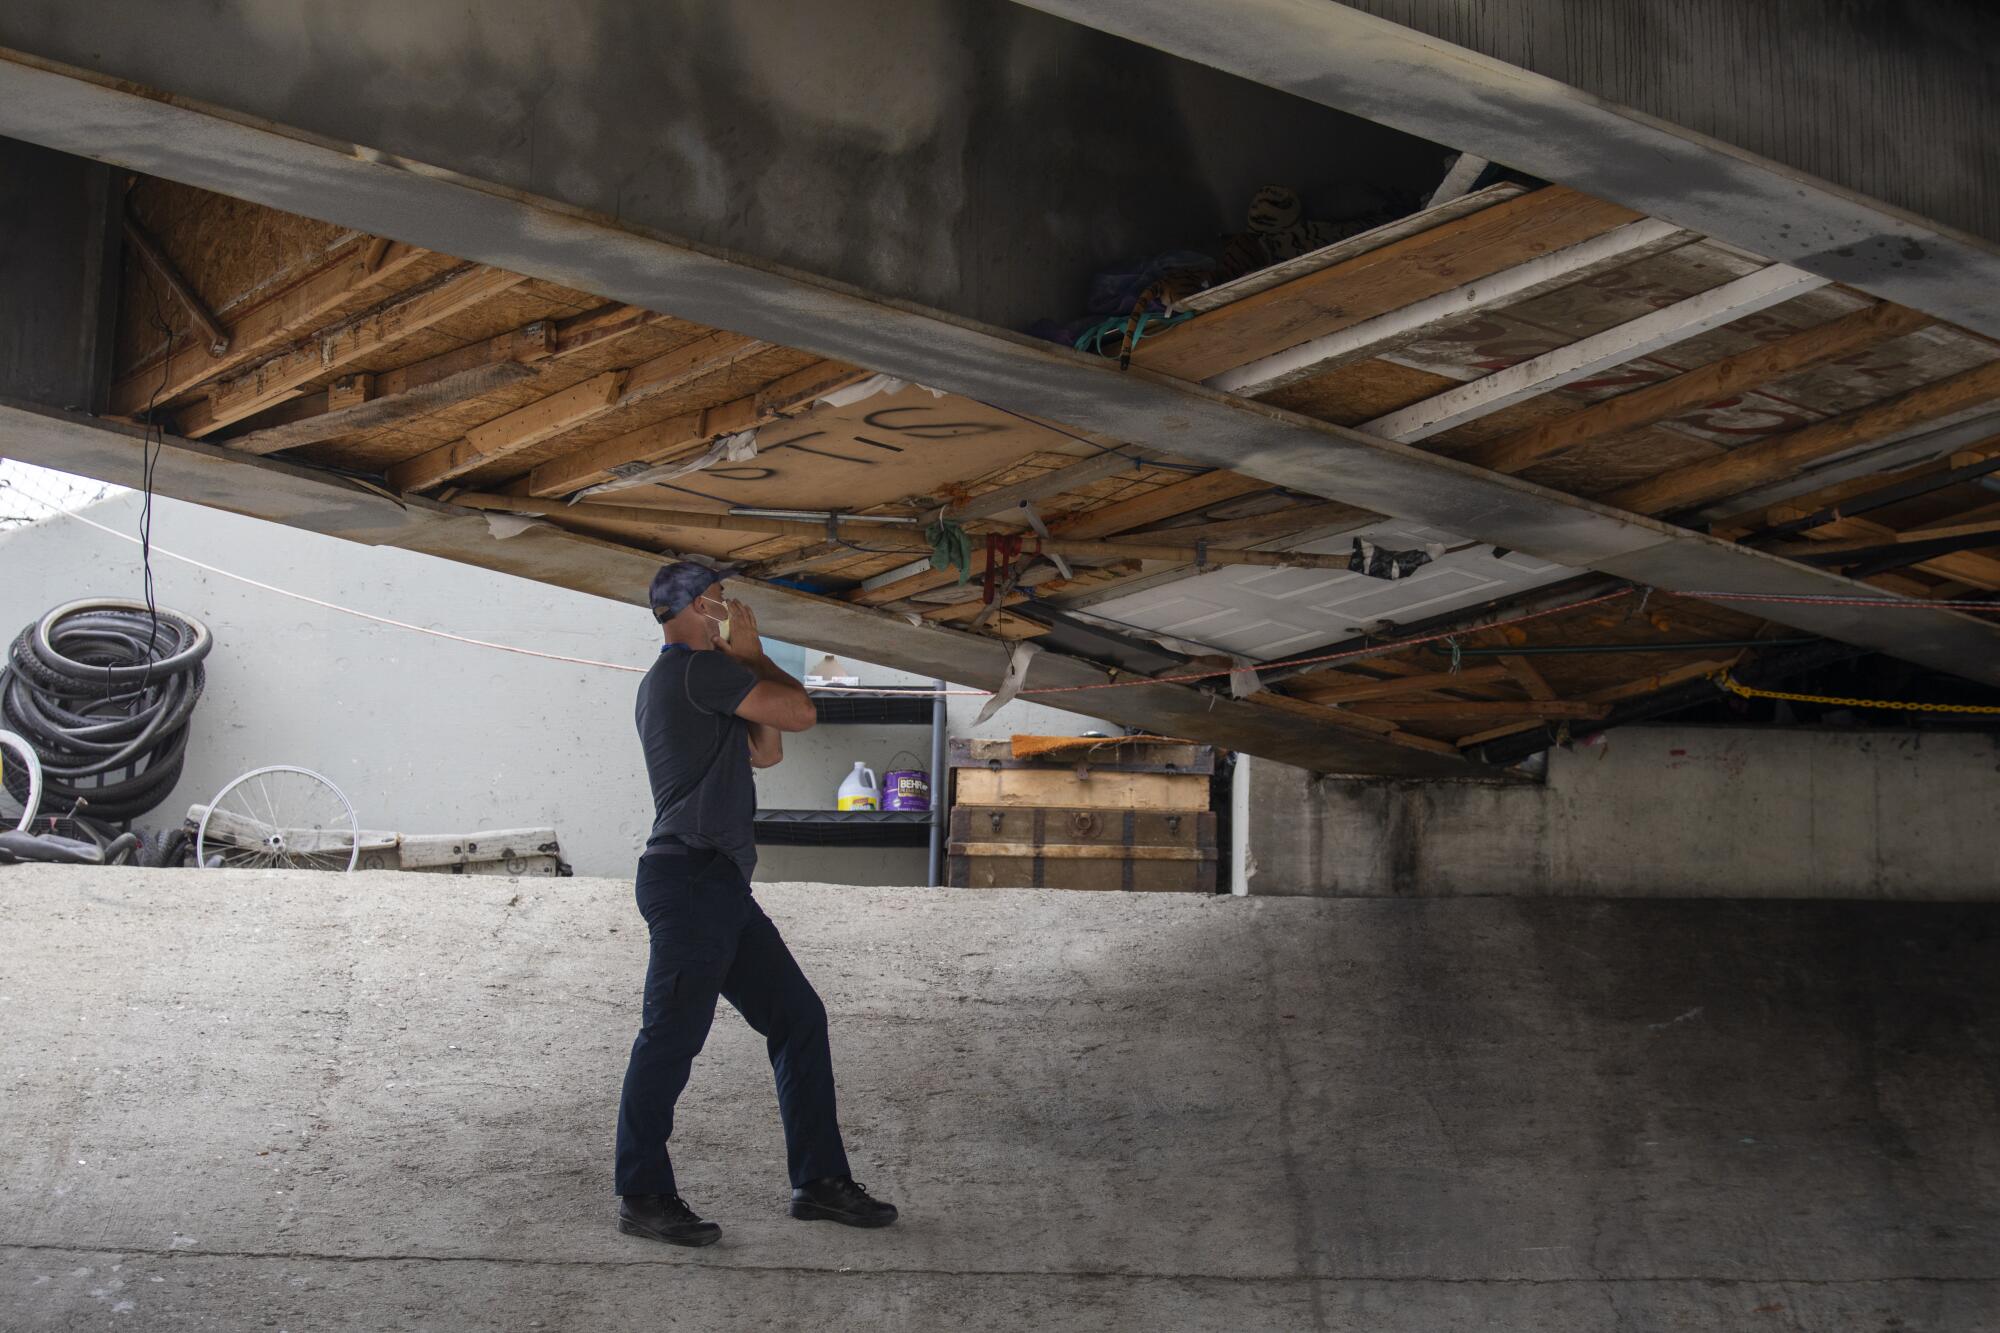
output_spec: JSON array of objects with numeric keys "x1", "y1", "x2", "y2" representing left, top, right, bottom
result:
[{"x1": 753, "y1": 680, "x2": 947, "y2": 884}]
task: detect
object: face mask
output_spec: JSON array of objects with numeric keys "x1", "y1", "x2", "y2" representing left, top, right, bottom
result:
[{"x1": 700, "y1": 599, "x2": 732, "y2": 644}]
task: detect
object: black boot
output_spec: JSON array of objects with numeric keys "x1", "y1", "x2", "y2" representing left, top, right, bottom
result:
[
  {"x1": 789, "y1": 1176, "x2": 898, "y2": 1228},
  {"x1": 619, "y1": 1193, "x2": 722, "y2": 1247}
]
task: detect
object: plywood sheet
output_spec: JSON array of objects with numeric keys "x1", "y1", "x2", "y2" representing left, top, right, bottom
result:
[{"x1": 603, "y1": 385, "x2": 1126, "y2": 518}]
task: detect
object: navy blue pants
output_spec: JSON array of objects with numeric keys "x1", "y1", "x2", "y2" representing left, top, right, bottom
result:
[{"x1": 614, "y1": 848, "x2": 851, "y2": 1196}]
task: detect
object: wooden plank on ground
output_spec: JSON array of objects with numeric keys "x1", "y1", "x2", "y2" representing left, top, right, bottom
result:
[
  {"x1": 953, "y1": 768, "x2": 1210, "y2": 811},
  {"x1": 177, "y1": 265, "x2": 529, "y2": 437},
  {"x1": 108, "y1": 240, "x2": 432, "y2": 417},
  {"x1": 1463, "y1": 302, "x2": 1934, "y2": 475},
  {"x1": 1606, "y1": 358, "x2": 2000, "y2": 515},
  {"x1": 1134, "y1": 186, "x2": 1645, "y2": 384}
]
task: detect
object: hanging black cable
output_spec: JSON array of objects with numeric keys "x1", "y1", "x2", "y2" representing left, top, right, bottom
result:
[{"x1": 0, "y1": 600, "x2": 212, "y2": 823}]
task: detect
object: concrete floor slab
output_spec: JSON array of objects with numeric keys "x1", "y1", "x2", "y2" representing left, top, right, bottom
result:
[{"x1": 2, "y1": 869, "x2": 1996, "y2": 1330}]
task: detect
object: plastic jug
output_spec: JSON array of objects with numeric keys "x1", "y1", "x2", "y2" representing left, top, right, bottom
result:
[{"x1": 837, "y1": 762, "x2": 880, "y2": 811}]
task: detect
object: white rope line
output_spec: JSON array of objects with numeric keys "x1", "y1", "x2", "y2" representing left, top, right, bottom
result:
[
  {"x1": 32, "y1": 497, "x2": 1989, "y2": 704},
  {"x1": 54, "y1": 506, "x2": 652, "y2": 675}
]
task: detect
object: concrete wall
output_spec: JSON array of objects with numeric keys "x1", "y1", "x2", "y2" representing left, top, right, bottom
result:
[
  {"x1": 0, "y1": 0, "x2": 1445, "y2": 332},
  {"x1": 1243, "y1": 725, "x2": 2000, "y2": 900},
  {"x1": 1339, "y1": 0, "x2": 2000, "y2": 246},
  {"x1": 0, "y1": 138, "x2": 116, "y2": 411},
  {"x1": 0, "y1": 479, "x2": 1100, "y2": 882}
]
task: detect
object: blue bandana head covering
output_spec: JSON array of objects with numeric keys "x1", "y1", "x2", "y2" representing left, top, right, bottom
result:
[{"x1": 648, "y1": 561, "x2": 735, "y2": 621}]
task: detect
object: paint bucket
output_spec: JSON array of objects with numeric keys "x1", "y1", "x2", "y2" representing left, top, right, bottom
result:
[{"x1": 882, "y1": 768, "x2": 931, "y2": 812}]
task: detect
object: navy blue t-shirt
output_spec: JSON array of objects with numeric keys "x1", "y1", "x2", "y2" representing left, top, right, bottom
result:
[{"x1": 637, "y1": 644, "x2": 760, "y2": 877}]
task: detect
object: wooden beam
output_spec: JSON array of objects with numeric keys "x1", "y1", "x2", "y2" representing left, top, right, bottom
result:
[
  {"x1": 452, "y1": 492, "x2": 1370, "y2": 569},
  {"x1": 1171, "y1": 183, "x2": 1528, "y2": 316},
  {"x1": 1777, "y1": 513, "x2": 2000, "y2": 590},
  {"x1": 1453, "y1": 655, "x2": 1744, "y2": 748},
  {"x1": 848, "y1": 468, "x2": 1271, "y2": 607},
  {"x1": 1495, "y1": 653, "x2": 1558, "y2": 701},
  {"x1": 109, "y1": 239, "x2": 432, "y2": 417},
  {"x1": 1463, "y1": 302, "x2": 1934, "y2": 475},
  {"x1": 742, "y1": 541, "x2": 851, "y2": 580},
  {"x1": 387, "y1": 370, "x2": 629, "y2": 491},
  {"x1": 1605, "y1": 358, "x2": 2000, "y2": 515},
  {"x1": 1358, "y1": 265, "x2": 1829, "y2": 442},
  {"x1": 519, "y1": 360, "x2": 865, "y2": 499},
  {"x1": 176, "y1": 265, "x2": 529, "y2": 437},
  {"x1": 228, "y1": 360, "x2": 538, "y2": 456},
  {"x1": 386, "y1": 331, "x2": 771, "y2": 492},
  {"x1": 1292, "y1": 663, "x2": 1513, "y2": 703},
  {"x1": 220, "y1": 317, "x2": 560, "y2": 444},
  {"x1": 1113, "y1": 500, "x2": 1372, "y2": 548},
  {"x1": 948, "y1": 449, "x2": 1153, "y2": 523},
  {"x1": 1898, "y1": 506, "x2": 2000, "y2": 543},
  {"x1": 121, "y1": 215, "x2": 229, "y2": 356},
  {"x1": 1142, "y1": 185, "x2": 1648, "y2": 386},
  {"x1": 1207, "y1": 216, "x2": 1686, "y2": 396},
  {"x1": 1053, "y1": 470, "x2": 1272, "y2": 539},
  {"x1": 1346, "y1": 699, "x2": 1610, "y2": 722},
  {"x1": 1252, "y1": 690, "x2": 1464, "y2": 756}
]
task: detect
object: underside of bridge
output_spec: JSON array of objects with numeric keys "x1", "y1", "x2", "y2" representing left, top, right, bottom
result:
[{"x1": 3, "y1": 1, "x2": 1998, "y2": 775}]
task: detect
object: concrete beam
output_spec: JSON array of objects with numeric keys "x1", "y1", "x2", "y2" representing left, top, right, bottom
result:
[
  {"x1": 0, "y1": 52, "x2": 1996, "y2": 687},
  {"x1": 1009, "y1": 0, "x2": 2000, "y2": 340},
  {"x1": 0, "y1": 397, "x2": 1483, "y2": 778}
]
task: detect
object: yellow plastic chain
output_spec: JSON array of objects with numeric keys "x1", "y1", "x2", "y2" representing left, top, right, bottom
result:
[{"x1": 1714, "y1": 671, "x2": 2000, "y2": 715}]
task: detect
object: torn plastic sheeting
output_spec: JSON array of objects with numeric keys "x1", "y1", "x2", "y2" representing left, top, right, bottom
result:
[
  {"x1": 973, "y1": 640, "x2": 1040, "y2": 726},
  {"x1": 1228, "y1": 658, "x2": 1262, "y2": 698},
  {"x1": 816, "y1": 373, "x2": 945, "y2": 409},
  {"x1": 568, "y1": 428, "x2": 759, "y2": 501},
  {"x1": 483, "y1": 513, "x2": 543, "y2": 540},
  {"x1": 1349, "y1": 537, "x2": 1443, "y2": 581}
]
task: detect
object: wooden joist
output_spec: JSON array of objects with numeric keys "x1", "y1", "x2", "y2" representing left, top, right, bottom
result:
[
  {"x1": 109, "y1": 239, "x2": 432, "y2": 417},
  {"x1": 518, "y1": 359, "x2": 864, "y2": 499},
  {"x1": 387, "y1": 331, "x2": 770, "y2": 492},
  {"x1": 451, "y1": 492, "x2": 1368, "y2": 570},
  {"x1": 1250, "y1": 690, "x2": 1463, "y2": 756},
  {"x1": 1454, "y1": 655, "x2": 1743, "y2": 748},
  {"x1": 1463, "y1": 302, "x2": 1934, "y2": 475},
  {"x1": 1345, "y1": 699, "x2": 1609, "y2": 722},
  {"x1": 947, "y1": 449, "x2": 1153, "y2": 524},
  {"x1": 1357, "y1": 265, "x2": 1829, "y2": 442},
  {"x1": 1291, "y1": 663, "x2": 1513, "y2": 703},
  {"x1": 1772, "y1": 512, "x2": 2000, "y2": 589},
  {"x1": 1137, "y1": 186, "x2": 1646, "y2": 385},
  {"x1": 848, "y1": 468, "x2": 1269, "y2": 608},
  {"x1": 1113, "y1": 500, "x2": 1371, "y2": 548},
  {"x1": 229, "y1": 361, "x2": 538, "y2": 457},
  {"x1": 1606, "y1": 357, "x2": 2000, "y2": 515},
  {"x1": 176, "y1": 264, "x2": 528, "y2": 437}
]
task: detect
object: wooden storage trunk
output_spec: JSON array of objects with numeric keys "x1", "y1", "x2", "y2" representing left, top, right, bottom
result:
[
  {"x1": 947, "y1": 804, "x2": 1217, "y2": 891},
  {"x1": 945, "y1": 737, "x2": 1217, "y2": 892}
]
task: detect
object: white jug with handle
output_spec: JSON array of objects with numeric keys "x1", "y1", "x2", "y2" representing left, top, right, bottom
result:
[{"x1": 837, "y1": 761, "x2": 880, "y2": 811}]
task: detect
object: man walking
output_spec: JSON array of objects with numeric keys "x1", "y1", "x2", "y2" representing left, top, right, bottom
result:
[{"x1": 616, "y1": 561, "x2": 897, "y2": 1246}]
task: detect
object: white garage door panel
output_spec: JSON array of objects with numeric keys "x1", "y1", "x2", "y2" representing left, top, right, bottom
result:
[{"x1": 1086, "y1": 522, "x2": 1572, "y2": 660}]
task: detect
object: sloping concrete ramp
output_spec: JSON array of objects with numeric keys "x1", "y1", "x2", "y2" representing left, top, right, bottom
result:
[{"x1": 2, "y1": 869, "x2": 1995, "y2": 1330}]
